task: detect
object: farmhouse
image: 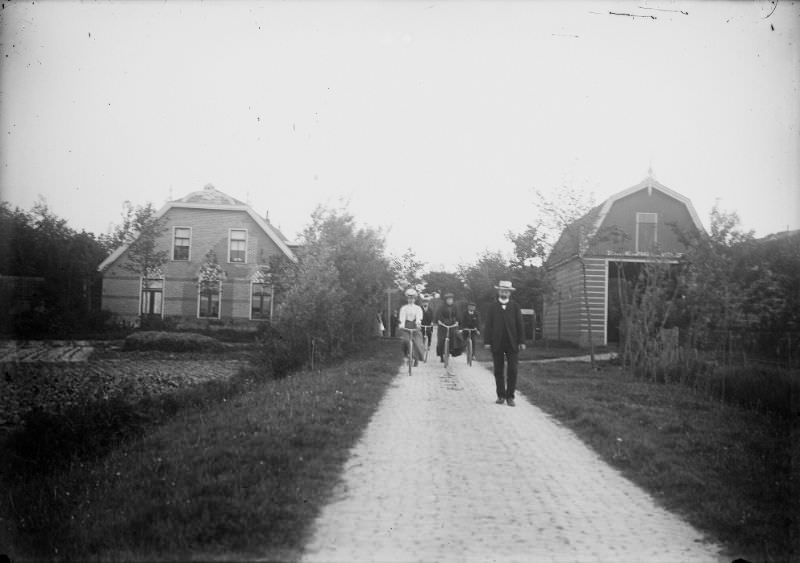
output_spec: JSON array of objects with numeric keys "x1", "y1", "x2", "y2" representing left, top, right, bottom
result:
[
  {"x1": 542, "y1": 173, "x2": 704, "y2": 346},
  {"x1": 98, "y1": 184, "x2": 297, "y2": 328}
]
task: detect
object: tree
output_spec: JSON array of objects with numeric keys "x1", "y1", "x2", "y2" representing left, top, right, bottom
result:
[
  {"x1": 0, "y1": 199, "x2": 107, "y2": 336},
  {"x1": 518, "y1": 186, "x2": 597, "y2": 359},
  {"x1": 458, "y1": 251, "x2": 512, "y2": 312},
  {"x1": 391, "y1": 248, "x2": 426, "y2": 291},
  {"x1": 103, "y1": 201, "x2": 168, "y2": 279},
  {"x1": 276, "y1": 205, "x2": 394, "y2": 362},
  {"x1": 507, "y1": 223, "x2": 549, "y2": 269},
  {"x1": 674, "y1": 204, "x2": 753, "y2": 349},
  {"x1": 422, "y1": 271, "x2": 466, "y2": 302}
]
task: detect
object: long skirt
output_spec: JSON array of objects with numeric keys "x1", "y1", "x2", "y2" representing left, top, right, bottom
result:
[{"x1": 401, "y1": 330, "x2": 426, "y2": 361}]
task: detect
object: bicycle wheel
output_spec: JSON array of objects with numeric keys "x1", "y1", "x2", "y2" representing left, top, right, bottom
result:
[
  {"x1": 407, "y1": 332, "x2": 413, "y2": 376},
  {"x1": 467, "y1": 336, "x2": 473, "y2": 367}
]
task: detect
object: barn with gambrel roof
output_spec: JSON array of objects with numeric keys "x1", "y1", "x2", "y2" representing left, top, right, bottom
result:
[{"x1": 542, "y1": 173, "x2": 705, "y2": 346}]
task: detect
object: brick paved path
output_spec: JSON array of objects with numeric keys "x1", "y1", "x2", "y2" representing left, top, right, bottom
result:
[{"x1": 301, "y1": 355, "x2": 724, "y2": 563}]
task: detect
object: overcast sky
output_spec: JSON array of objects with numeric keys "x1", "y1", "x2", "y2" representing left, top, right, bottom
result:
[{"x1": 1, "y1": 1, "x2": 798, "y2": 270}]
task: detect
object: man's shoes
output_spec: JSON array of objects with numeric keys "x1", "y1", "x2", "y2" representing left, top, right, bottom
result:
[
  {"x1": 506, "y1": 398, "x2": 516, "y2": 407},
  {"x1": 495, "y1": 397, "x2": 505, "y2": 405}
]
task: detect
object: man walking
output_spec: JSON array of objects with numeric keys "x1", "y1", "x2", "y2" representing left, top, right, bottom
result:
[{"x1": 483, "y1": 281, "x2": 525, "y2": 407}]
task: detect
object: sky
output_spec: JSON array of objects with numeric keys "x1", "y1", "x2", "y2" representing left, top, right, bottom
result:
[{"x1": 1, "y1": 0, "x2": 798, "y2": 271}]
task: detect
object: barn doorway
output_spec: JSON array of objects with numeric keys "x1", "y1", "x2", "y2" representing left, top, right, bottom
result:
[{"x1": 606, "y1": 261, "x2": 644, "y2": 344}]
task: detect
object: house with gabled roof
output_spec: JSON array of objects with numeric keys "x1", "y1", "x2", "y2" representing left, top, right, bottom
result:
[
  {"x1": 98, "y1": 184, "x2": 297, "y2": 328},
  {"x1": 542, "y1": 173, "x2": 704, "y2": 346}
]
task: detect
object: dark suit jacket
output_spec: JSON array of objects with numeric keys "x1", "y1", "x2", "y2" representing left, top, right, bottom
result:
[
  {"x1": 484, "y1": 299, "x2": 524, "y2": 352},
  {"x1": 421, "y1": 305, "x2": 434, "y2": 326},
  {"x1": 461, "y1": 310, "x2": 481, "y2": 331}
]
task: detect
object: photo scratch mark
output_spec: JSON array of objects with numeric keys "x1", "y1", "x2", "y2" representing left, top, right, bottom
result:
[
  {"x1": 762, "y1": 0, "x2": 778, "y2": 19},
  {"x1": 609, "y1": 11, "x2": 657, "y2": 20},
  {"x1": 638, "y1": 6, "x2": 688, "y2": 15}
]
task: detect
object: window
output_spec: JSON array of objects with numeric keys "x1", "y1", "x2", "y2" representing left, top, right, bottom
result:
[
  {"x1": 251, "y1": 282, "x2": 273, "y2": 320},
  {"x1": 229, "y1": 229, "x2": 247, "y2": 263},
  {"x1": 173, "y1": 227, "x2": 191, "y2": 261},
  {"x1": 140, "y1": 278, "x2": 164, "y2": 316},
  {"x1": 198, "y1": 280, "x2": 221, "y2": 318},
  {"x1": 636, "y1": 212, "x2": 658, "y2": 252}
]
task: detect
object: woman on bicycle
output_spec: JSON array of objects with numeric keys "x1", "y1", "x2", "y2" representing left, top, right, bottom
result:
[
  {"x1": 435, "y1": 292, "x2": 459, "y2": 362},
  {"x1": 398, "y1": 287, "x2": 426, "y2": 366}
]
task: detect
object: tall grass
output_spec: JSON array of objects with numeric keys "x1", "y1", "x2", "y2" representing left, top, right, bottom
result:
[{"x1": 627, "y1": 345, "x2": 798, "y2": 419}]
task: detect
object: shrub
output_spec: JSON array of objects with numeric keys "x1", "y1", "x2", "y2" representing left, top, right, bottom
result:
[
  {"x1": 249, "y1": 325, "x2": 304, "y2": 380},
  {"x1": 123, "y1": 331, "x2": 225, "y2": 353}
]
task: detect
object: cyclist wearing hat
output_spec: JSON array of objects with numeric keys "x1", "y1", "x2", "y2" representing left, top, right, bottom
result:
[
  {"x1": 398, "y1": 287, "x2": 425, "y2": 366},
  {"x1": 435, "y1": 292, "x2": 459, "y2": 362},
  {"x1": 461, "y1": 301, "x2": 481, "y2": 361},
  {"x1": 420, "y1": 294, "x2": 434, "y2": 348}
]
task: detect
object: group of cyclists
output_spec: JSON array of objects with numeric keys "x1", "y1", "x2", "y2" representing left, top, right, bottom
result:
[
  {"x1": 392, "y1": 280, "x2": 526, "y2": 407},
  {"x1": 396, "y1": 287, "x2": 481, "y2": 368}
]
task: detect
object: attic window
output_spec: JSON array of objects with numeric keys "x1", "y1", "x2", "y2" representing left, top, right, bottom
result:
[
  {"x1": 173, "y1": 227, "x2": 191, "y2": 261},
  {"x1": 229, "y1": 229, "x2": 247, "y2": 263},
  {"x1": 636, "y1": 212, "x2": 658, "y2": 252}
]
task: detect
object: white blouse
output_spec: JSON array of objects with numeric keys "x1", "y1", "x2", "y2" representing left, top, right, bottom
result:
[{"x1": 398, "y1": 304, "x2": 424, "y2": 328}]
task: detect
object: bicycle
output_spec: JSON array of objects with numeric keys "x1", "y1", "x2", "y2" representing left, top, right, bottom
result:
[
  {"x1": 420, "y1": 324, "x2": 433, "y2": 362},
  {"x1": 438, "y1": 322, "x2": 459, "y2": 372},
  {"x1": 400, "y1": 326, "x2": 421, "y2": 376},
  {"x1": 461, "y1": 328, "x2": 479, "y2": 367}
]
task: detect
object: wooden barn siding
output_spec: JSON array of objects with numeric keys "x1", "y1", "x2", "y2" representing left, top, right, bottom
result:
[
  {"x1": 543, "y1": 257, "x2": 607, "y2": 346},
  {"x1": 102, "y1": 207, "x2": 285, "y2": 323}
]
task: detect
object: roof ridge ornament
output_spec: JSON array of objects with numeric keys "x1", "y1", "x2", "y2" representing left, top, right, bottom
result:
[{"x1": 646, "y1": 164, "x2": 655, "y2": 195}]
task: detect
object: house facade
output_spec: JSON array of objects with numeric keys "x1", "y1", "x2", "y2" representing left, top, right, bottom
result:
[
  {"x1": 98, "y1": 184, "x2": 297, "y2": 328},
  {"x1": 542, "y1": 174, "x2": 704, "y2": 346}
]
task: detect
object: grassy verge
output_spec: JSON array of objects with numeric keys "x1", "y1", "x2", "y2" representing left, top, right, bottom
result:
[
  {"x1": 1, "y1": 338, "x2": 401, "y2": 562},
  {"x1": 516, "y1": 360, "x2": 797, "y2": 562}
]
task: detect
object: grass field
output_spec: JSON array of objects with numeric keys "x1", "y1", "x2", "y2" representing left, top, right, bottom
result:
[
  {"x1": 1, "y1": 338, "x2": 401, "y2": 562},
  {"x1": 514, "y1": 360, "x2": 797, "y2": 563}
]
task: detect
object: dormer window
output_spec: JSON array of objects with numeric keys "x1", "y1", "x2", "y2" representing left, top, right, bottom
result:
[
  {"x1": 229, "y1": 229, "x2": 247, "y2": 263},
  {"x1": 636, "y1": 212, "x2": 658, "y2": 252}
]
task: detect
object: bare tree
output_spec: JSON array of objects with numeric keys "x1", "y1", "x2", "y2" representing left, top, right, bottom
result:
[{"x1": 512, "y1": 186, "x2": 597, "y2": 363}]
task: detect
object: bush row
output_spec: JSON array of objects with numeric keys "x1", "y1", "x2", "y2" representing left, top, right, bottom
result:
[{"x1": 122, "y1": 330, "x2": 225, "y2": 352}]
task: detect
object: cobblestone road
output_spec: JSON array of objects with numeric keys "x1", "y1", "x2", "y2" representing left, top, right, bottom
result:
[{"x1": 301, "y1": 355, "x2": 724, "y2": 563}]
